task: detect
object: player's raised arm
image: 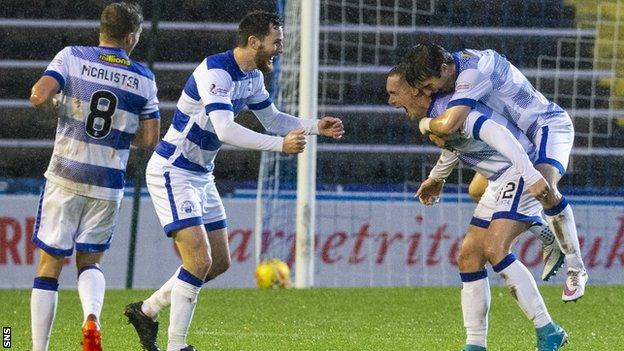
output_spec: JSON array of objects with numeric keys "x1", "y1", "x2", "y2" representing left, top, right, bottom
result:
[
  {"x1": 463, "y1": 113, "x2": 549, "y2": 199},
  {"x1": 419, "y1": 105, "x2": 471, "y2": 136},
  {"x1": 30, "y1": 47, "x2": 69, "y2": 112},
  {"x1": 30, "y1": 76, "x2": 60, "y2": 112},
  {"x1": 416, "y1": 149, "x2": 458, "y2": 206},
  {"x1": 248, "y1": 72, "x2": 345, "y2": 140},
  {"x1": 402, "y1": 44, "x2": 493, "y2": 137}
]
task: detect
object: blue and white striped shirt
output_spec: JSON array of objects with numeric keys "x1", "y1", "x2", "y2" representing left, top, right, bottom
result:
[
  {"x1": 154, "y1": 50, "x2": 275, "y2": 173},
  {"x1": 43, "y1": 46, "x2": 160, "y2": 200},
  {"x1": 447, "y1": 49, "x2": 570, "y2": 140},
  {"x1": 429, "y1": 93, "x2": 537, "y2": 181}
]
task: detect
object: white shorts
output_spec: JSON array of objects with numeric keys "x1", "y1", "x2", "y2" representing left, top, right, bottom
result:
[
  {"x1": 471, "y1": 168, "x2": 544, "y2": 229},
  {"x1": 32, "y1": 181, "x2": 120, "y2": 256},
  {"x1": 533, "y1": 116, "x2": 574, "y2": 175},
  {"x1": 146, "y1": 155, "x2": 227, "y2": 237}
]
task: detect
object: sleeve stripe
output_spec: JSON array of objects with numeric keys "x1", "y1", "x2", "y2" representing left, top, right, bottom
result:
[
  {"x1": 447, "y1": 98, "x2": 477, "y2": 109},
  {"x1": 472, "y1": 115, "x2": 488, "y2": 141},
  {"x1": 205, "y1": 103, "x2": 233, "y2": 114},
  {"x1": 43, "y1": 70, "x2": 65, "y2": 91},
  {"x1": 248, "y1": 98, "x2": 273, "y2": 111}
]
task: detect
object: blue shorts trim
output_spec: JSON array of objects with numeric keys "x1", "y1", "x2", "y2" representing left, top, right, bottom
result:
[
  {"x1": 491, "y1": 212, "x2": 542, "y2": 224},
  {"x1": 205, "y1": 219, "x2": 228, "y2": 232},
  {"x1": 164, "y1": 216, "x2": 204, "y2": 237},
  {"x1": 470, "y1": 217, "x2": 490, "y2": 229},
  {"x1": 31, "y1": 184, "x2": 73, "y2": 256},
  {"x1": 536, "y1": 126, "x2": 566, "y2": 175},
  {"x1": 534, "y1": 158, "x2": 566, "y2": 176},
  {"x1": 164, "y1": 172, "x2": 178, "y2": 221},
  {"x1": 75, "y1": 241, "x2": 112, "y2": 253},
  {"x1": 32, "y1": 234, "x2": 73, "y2": 257}
]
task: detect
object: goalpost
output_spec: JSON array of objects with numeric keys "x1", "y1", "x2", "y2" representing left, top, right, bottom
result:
[
  {"x1": 295, "y1": 0, "x2": 320, "y2": 288},
  {"x1": 254, "y1": 0, "x2": 437, "y2": 288}
]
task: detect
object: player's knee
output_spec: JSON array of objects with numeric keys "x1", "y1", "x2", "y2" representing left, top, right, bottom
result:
[
  {"x1": 458, "y1": 240, "x2": 482, "y2": 271},
  {"x1": 196, "y1": 253, "x2": 213, "y2": 276},
  {"x1": 36, "y1": 250, "x2": 65, "y2": 278},
  {"x1": 75, "y1": 252, "x2": 103, "y2": 269},
  {"x1": 212, "y1": 255, "x2": 231, "y2": 277},
  {"x1": 483, "y1": 235, "x2": 507, "y2": 264}
]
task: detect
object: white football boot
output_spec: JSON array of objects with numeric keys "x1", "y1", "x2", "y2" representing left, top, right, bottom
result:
[
  {"x1": 562, "y1": 267, "x2": 588, "y2": 302},
  {"x1": 529, "y1": 224, "x2": 565, "y2": 281}
]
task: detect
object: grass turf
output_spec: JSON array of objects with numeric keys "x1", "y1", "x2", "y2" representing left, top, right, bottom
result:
[{"x1": 2, "y1": 285, "x2": 623, "y2": 350}]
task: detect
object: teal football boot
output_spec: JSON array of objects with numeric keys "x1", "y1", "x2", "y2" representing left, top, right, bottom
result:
[{"x1": 536, "y1": 322, "x2": 568, "y2": 351}]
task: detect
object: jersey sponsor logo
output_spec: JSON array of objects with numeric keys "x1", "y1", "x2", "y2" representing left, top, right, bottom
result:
[
  {"x1": 456, "y1": 81, "x2": 471, "y2": 92},
  {"x1": 460, "y1": 51, "x2": 471, "y2": 59},
  {"x1": 99, "y1": 54, "x2": 131, "y2": 66},
  {"x1": 181, "y1": 200, "x2": 196, "y2": 214},
  {"x1": 209, "y1": 83, "x2": 229, "y2": 97}
]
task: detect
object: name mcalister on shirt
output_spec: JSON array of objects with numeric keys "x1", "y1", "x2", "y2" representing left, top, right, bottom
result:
[{"x1": 81, "y1": 64, "x2": 140, "y2": 90}]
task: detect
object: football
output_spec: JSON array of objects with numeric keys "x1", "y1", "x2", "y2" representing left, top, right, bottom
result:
[{"x1": 255, "y1": 258, "x2": 291, "y2": 289}]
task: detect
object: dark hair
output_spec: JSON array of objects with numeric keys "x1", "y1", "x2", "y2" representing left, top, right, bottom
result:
[
  {"x1": 387, "y1": 63, "x2": 408, "y2": 79},
  {"x1": 401, "y1": 43, "x2": 453, "y2": 87},
  {"x1": 237, "y1": 10, "x2": 283, "y2": 47},
  {"x1": 100, "y1": 2, "x2": 143, "y2": 42}
]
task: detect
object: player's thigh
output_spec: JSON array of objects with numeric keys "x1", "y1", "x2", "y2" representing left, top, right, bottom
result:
[
  {"x1": 206, "y1": 227, "x2": 231, "y2": 276},
  {"x1": 468, "y1": 173, "x2": 488, "y2": 203},
  {"x1": 486, "y1": 218, "x2": 529, "y2": 264},
  {"x1": 533, "y1": 120, "x2": 573, "y2": 179},
  {"x1": 201, "y1": 176, "x2": 229, "y2": 268},
  {"x1": 459, "y1": 225, "x2": 488, "y2": 272},
  {"x1": 172, "y1": 225, "x2": 212, "y2": 277},
  {"x1": 32, "y1": 181, "x2": 86, "y2": 257},
  {"x1": 75, "y1": 197, "x2": 121, "y2": 254},
  {"x1": 36, "y1": 249, "x2": 65, "y2": 278}
]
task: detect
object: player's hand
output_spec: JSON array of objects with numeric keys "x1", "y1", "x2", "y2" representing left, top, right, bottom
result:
[
  {"x1": 428, "y1": 134, "x2": 446, "y2": 148},
  {"x1": 415, "y1": 177, "x2": 445, "y2": 206},
  {"x1": 418, "y1": 117, "x2": 432, "y2": 135},
  {"x1": 317, "y1": 116, "x2": 345, "y2": 139},
  {"x1": 282, "y1": 129, "x2": 306, "y2": 154},
  {"x1": 528, "y1": 177, "x2": 551, "y2": 203}
]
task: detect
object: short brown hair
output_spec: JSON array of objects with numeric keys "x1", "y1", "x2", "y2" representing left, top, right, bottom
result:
[
  {"x1": 237, "y1": 10, "x2": 282, "y2": 47},
  {"x1": 401, "y1": 43, "x2": 454, "y2": 87},
  {"x1": 100, "y1": 2, "x2": 143, "y2": 42}
]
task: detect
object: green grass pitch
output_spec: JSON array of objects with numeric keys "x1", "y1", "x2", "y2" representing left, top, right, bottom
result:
[{"x1": 2, "y1": 286, "x2": 623, "y2": 350}]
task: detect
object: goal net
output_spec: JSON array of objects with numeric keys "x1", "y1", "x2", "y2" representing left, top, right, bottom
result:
[{"x1": 252, "y1": 0, "x2": 624, "y2": 287}]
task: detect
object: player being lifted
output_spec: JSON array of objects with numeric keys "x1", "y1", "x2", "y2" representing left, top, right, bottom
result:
[
  {"x1": 386, "y1": 65, "x2": 568, "y2": 351},
  {"x1": 29, "y1": 3, "x2": 160, "y2": 351},
  {"x1": 402, "y1": 43, "x2": 588, "y2": 302},
  {"x1": 124, "y1": 10, "x2": 344, "y2": 351}
]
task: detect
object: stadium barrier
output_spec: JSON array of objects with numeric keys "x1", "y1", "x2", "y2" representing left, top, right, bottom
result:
[{"x1": 1, "y1": 193, "x2": 623, "y2": 289}]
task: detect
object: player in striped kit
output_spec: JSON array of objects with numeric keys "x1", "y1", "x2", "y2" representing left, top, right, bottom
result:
[
  {"x1": 123, "y1": 11, "x2": 344, "y2": 351},
  {"x1": 403, "y1": 43, "x2": 588, "y2": 302},
  {"x1": 28, "y1": 3, "x2": 159, "y2": 351},
  {"x1": 386, "y1": 66, "x2": 567, "y2": 351}
]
